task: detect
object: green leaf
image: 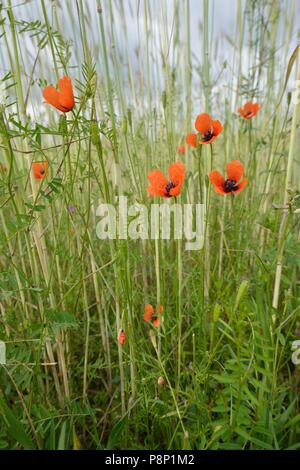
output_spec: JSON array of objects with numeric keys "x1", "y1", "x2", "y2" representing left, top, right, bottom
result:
[
  {"x1": 58, "y1": 421, "x2": 67, "y2": 450},
  {"x1": 106, "y1": 413, "x2": 128, "y2": 450},
  {"x1": 0, "y1": 395, "x2": 36, "y2": 450}
]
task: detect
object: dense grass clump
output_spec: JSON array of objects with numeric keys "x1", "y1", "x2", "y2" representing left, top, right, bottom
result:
[{"x1": 0, "y1": 0, "x2": 299, "y2": 450}]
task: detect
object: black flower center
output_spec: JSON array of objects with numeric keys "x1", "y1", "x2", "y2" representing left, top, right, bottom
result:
[
  {"x1": 165, "y1": 181, "x2": 175, "y2": 197},
  {"x1": 201, "y1": 130, "x2": 213, "y2": 142},
  {"x1": 224, "y1": 179, "x2": 238, "y2": 193}
]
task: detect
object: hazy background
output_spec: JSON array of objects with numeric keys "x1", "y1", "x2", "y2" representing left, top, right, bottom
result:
[{"x1": 0, "y1": 0, "x2": 299, "y2": 119}]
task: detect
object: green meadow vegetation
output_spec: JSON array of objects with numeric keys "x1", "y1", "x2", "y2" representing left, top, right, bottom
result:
[{"x1": 0, "y1": 0, "x2": 299, "y2": 450}]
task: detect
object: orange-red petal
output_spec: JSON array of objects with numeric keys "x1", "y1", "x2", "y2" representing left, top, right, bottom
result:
[
  {"x1": 147, "y1": 170, "x2": 168, "y2": 197},
  {"x1": 199, "y1": 119, "x2": 223, "y2": 144},
  {"x1": 226, "y1": 160, "x2": 244, "y2": 182},
  {"x1": 153, "y1": 318, "x2": 160, "y2": 328},
  {"x1": 168, "y1": 161, "x2": 185, "y2": 197},
  {"x1": 169, "y1": 185, "x2": 182, "y2": 196},
  {"x1": 186, "y1": 133, "x2": 197, "y2": 148},
  {"x1": 58, "y1": 76, "x2": 75, "y2": 111},
  {"x1": 238, "y1": 101, "x2": 260, "y2": 119},
  {"x1": 32, "y1": 162, "x2": 49, "y2": 180},
  {"x1": 43, "y1": 85, "x2": 67, "y2": 112},
  {"x1": 234, "y1": 177, "x2": 247, "y2": 194},
  {"x1": 195, "y1": 113, "x2": 213, "y2": 134},
  {"x1": 144, "y1": 304, "x2": 154, "y2": 322},
  {"x1": 168, "y1": 161, "x2": 185, "y2": 186},
  {"x1": 213, "y1": 186, "x2": 227, "y2": 195},
  {"x1": 212, "y1": 119, "x2": 223, "y2": 137},
  {"x1": 209, "y1": 170, "x2": 225, "y2": 188},
  {"x1": 118, "y1": 330, "x2": 126, "y2": 345},
  {"x1": 43, "y1": 76, "x2": 74, "y2": 112}
]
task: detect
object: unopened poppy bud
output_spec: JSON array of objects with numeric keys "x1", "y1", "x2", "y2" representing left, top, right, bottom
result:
[
  {"x1": 287, "y1": 91, "x2": 292, "y2": 106},
  {"x1": 118, "y1": 330, "x2": 126, "y2": 346},
  {"x1": 157, "y1": 376, "x2": 165, "y2": 385}
]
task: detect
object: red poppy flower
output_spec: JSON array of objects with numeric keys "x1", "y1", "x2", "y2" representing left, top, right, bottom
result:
[
  {"x1": 238, "y1": 101, "x2": 260, "y2": 119},
  {"x1": 176, "y1": 144, "x2": 186, "y2": 155},
  {"x1": 118, "y1": 330, "x2": 126, "y2": 346},
  {"x1": 186, "y1": 113, "x2": 223, "y2": 147},
  {"x1": 209, "y1": 160, "x2": 247, "y2": 195},
  {"x1": 43, "y1": 76, "x2": 75, "y2": 113},
  {"x1": 32, "y1": 162, "x2": 49, "y2": 180},
  {"x1": 147, "y1": 161, "x2": 185, "y2": 198},
  {"x1": 143, "y1": 304, "x2": 164, "y2": 327}
]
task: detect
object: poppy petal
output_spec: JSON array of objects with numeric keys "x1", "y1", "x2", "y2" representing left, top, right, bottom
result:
[
  {"x1": 118, "y1": 330, "x2": 126, "y2": 345},
  {"x1": 195, "y1": 113, "x2": 213, "y2": 134},
  {"x1": 32, "y1": 162, "x2": 49, "y2": 180},
  {"x1": 153, "y1": 318, "x2": 160, "y2": 328},
  {"x1": 58, "y1": 76, "x2": 73, "y2": 92},
  {"x1": 168, "y1": 161, "x2": 185, "y2": 186},
  {"x1": 186, "y1": 133, "x2": 197, "y2": 148},
  {"x1": 234, "y1": 177, "x2": 247, "y2": 194},
  {"x1": 214, "y1": 185, "x2": 227, "y2": 195},
  {"x1": 209, "y1": 170, "x2": 225, "y2": 188},
  {"x1": 144, "y1": 304, "x2": 154, "y2": 322},
  {"x1": 147, "y1": 170, "x2": 168, "y2": 197},
  {"x1": 169, "y1": 184, "x2": 182, "y2": 197},
  {"x1": 226, "y1": 160, "x2": 244, "y2": 182},
  {"x1": 58, "y1": 76, "x2": 75, "y2": 111},
  {"x1": 212, "y1": 119, "x2": 223, "y2": 137},
  {"x1": 238, "y1": 101, "x2": 260, "y2": 119},
  {"x1": 244, "y1": 101, "x2": 253, "y2": 112},
  {"x1": 43, "y1": 86, "x2": 67, "y2": 112}
]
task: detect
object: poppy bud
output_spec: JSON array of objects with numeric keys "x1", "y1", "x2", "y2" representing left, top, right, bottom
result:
[
  {"x1": 118, "y1": 330, "x2": 126, "y2": 346},
  {"x1": 157, "y1": 376, "x2": 165, "y2": 385}
]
